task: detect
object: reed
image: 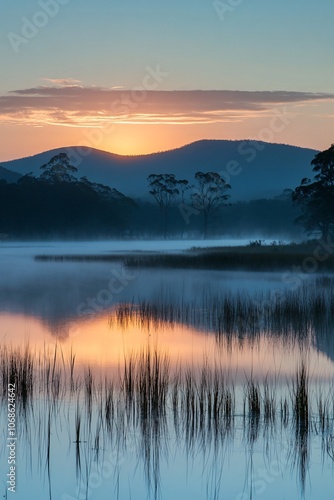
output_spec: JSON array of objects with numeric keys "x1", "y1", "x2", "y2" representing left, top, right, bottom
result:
[
  {"x1": 293, "y1": 361, "x2": 309, "y2": 432},
  {"x1": 1, "y1": 344, "x2": 333, "y2": 434},
  {"x1": 0, "y1": 344, "x2": 34, "y2": 407},
  {"x1": 1, "y1": 343, "x2": 334, "y2": 498}
]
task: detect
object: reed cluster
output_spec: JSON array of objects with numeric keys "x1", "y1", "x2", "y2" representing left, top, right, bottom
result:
[{"x1": 1, "y1": 344, "x2": 333, "y2": 499}]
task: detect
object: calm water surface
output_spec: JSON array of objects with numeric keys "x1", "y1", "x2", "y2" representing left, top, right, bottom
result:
[{"x1": 0, "y1": 242, "x2": 333, "y2": 499}]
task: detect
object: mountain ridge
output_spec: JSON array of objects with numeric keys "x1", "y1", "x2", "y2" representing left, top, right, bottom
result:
[
  {"x1": 2, "y1": 140, "x2": 318, "y2": 201},
  {"x1": 0, "y1": 139, "x2": 317, "y2": 162}
]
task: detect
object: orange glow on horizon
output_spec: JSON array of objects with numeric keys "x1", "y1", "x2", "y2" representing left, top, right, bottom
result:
[
  {"x1": 1, "y1": 103, "x2": 334, "y2": 162},
  {"x1": 1, "y1": 89, "x2": 334, "y2": 160}
]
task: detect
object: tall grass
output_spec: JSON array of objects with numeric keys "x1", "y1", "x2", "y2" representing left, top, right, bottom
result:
[
  {"x1": 291, "y1": 361, "x2": 310, "y2": 494},
  {"x1": 0, "y1": 344, "x2": 34, "y2": 409},
  {"x1": 1, "y1": 344, "x2": 332, "y2": 435},
  {"x1": 1, "y1": 344, "x2": 334, "y2": 497}
]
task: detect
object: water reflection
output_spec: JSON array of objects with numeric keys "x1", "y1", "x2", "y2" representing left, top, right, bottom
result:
[
  {"x1": 1, "y1": 311, "x2": 334, "y2": 382},
  {"x1": 1, "y1": 246, "x2": 334, "y2": 499},
  {"x1": 1, "y1": 344, "x2": 333, "y2": 500}
]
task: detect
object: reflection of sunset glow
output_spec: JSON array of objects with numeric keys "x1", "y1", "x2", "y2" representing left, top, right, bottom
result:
[{"x1": 1, "y1": 312, "x2": 334, "y2": 382}]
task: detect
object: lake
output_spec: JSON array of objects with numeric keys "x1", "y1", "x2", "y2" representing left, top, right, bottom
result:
[{"x1": 0, "y1": 241, "x2": 333, "y2": 500}]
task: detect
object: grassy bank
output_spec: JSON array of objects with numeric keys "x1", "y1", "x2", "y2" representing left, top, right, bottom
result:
[{"x1": 34, "y1": 241, "x2": 334, "y2": 271}]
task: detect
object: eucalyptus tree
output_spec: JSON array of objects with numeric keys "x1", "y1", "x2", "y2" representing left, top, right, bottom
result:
[
  {"x1": 191, "y1": 171, "x2": 231, "y2": 238},
  {"x1": 292, "y1": 145, "x2": 334, "y2": 240},
  {"x1": 147, "y1": 174, "x2": 188, "y2": 238}
]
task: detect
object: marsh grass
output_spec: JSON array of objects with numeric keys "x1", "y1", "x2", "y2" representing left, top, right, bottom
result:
[
  {"x1": 293, "y1": 362, "x2": 309, "y2": 432},
  {"x1": 0, "y1": 344, "x2": 34, "y2": 409},
  {"x1": 291, "y1": 361, "x2": 310, "y2": 494},
  {"x1": 122, "y1": 251, "x2": 334, "y2": 272},
  {"x1": 34, "y1": 242, "x2": 334, "y2": 271},
  {"x1": 1, "y1": 344, "x2": 334, "y2": 498},
  {"x1": 1, "y1": 344, "x2": 332, "y2": 439}
]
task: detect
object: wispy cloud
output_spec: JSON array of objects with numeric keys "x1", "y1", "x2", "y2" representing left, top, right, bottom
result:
[
  {"x1": 0, "y1": 85, "x2": 333, "y2": 128},
  {"x1": 40, "y1": 78, "x2": 83, "y2": 87}
]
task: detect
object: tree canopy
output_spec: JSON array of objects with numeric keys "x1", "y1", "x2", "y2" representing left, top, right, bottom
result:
[
  {"x1": 147, "y1": 174, "x2": 188, "y2": 237},
  {"x1": 292, "y1": 144, "x2": 334, "y2": 240},
  {"x1": 40, "y1": 153, "x2": 78, "y2": 183},
  {"x1": 191, "y1": 171, "x2": 231, "y2": 237}
]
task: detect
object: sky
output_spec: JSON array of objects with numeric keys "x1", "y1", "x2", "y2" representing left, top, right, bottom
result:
[{"x1": 0, "y1": 0, "x2": 333, "y2": 160}]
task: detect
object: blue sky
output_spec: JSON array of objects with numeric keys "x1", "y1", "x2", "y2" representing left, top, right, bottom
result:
[
  {"x1": 0, "y1": 0, "x2": 333, "y2": 159},
  {"x1": 1, "y1": 0, "x2": 333, "y2": 92}
]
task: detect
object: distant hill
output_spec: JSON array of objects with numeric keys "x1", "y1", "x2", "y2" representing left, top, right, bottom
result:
[
  {"x1": 2, "y1": 140, "x2": 318, "y2": 201},
  {"x1": 0, "y1": 165, "x2": 21, "y2": 183}
]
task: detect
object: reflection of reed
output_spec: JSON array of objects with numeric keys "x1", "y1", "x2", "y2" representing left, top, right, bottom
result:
[
  {"x1": 327, "y1": 436, "x2": 334, "y2": 461},
  {"x1": 46, "y1": 409, "x2": 52, "y2": 500},
  {"x1": 245, "y1": 380, "x2": 261, "y2": 445},
  {"x1": 291, "y1": 361, "x2": 310, "y2": 495},
  {"x1": 127, "y1": 350, "x2": 170, "y2": 498},
  {"x1": 74, "y1": 399, "x2": 82, "y2": 477},
  {"x1": 110, "y1": 276, "x2": 334, "y2": 351},
  {"x1": 1, "y1": 344, "x2": 334, "y2": 499}
]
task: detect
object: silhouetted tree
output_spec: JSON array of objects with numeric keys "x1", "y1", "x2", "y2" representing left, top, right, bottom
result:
[
  {"x1": 40, "y1": 153, "x2": 78, "y2": 183},
  {"x1": 192, "y1": 171, "x2": 231, "y2": 238},
  {"x1": 292, "y1": 145, "x2": 334, "y2": 240},
  {"x1": 147, "y1": 174, "x2": 188, "y2": 238}
]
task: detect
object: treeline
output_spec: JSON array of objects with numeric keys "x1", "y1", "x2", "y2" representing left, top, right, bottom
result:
[
  {"x1": 0, "y1": 178, "x2": 302, "y2": 239},
  {"x1": 0, "y1": 176, "x2": 136, "y2": 239},
  {"x1": 131, "y1": 197, "x2": 302, "y2": 239},
  {"x1": 0, "y1": 152, "x2": 305, "y2": 240}
]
